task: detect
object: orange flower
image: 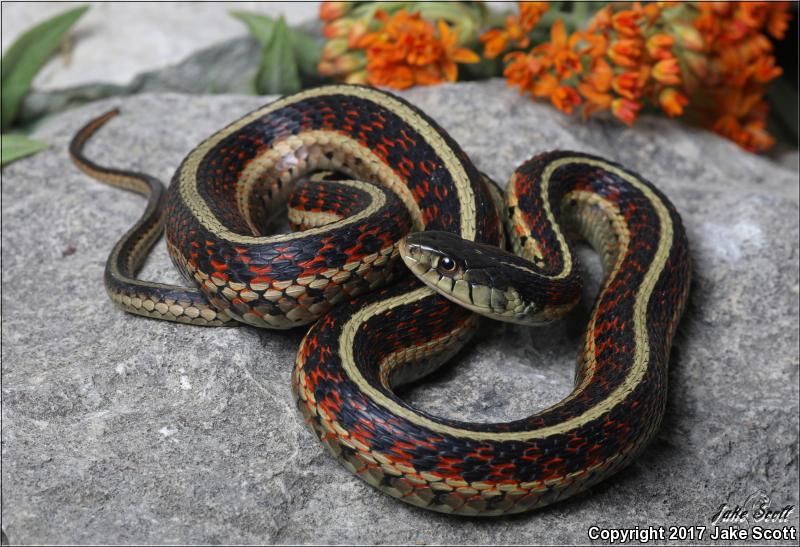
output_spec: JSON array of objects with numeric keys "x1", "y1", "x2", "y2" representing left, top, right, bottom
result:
[
  {"x1": 659, "y1": 88, "x2": 689, "y2": 117},
  {"x1": 577, "y1": 58, "x2": 614, "y2": 117},
  {"x1": 323, "y1": 18, "x2": 353, "y2": 39},
  {"x1": 683, "y1": 2, "x2": 790, "y2": 151},
  {"x1": 578, "y1": 80, "x2": 612, "y2": 102},
  {"x1": 345, "y1": 70, "x2": 369, "y2": 85},
  {"x1": 481, "y1": 2, "x2": 548, "y2": 59},
  {"x1": 707, "y1": 86, "x2": 774, "y2": 151},
  {"x1": 503, "y1": 51, "x2": 544, "y2": 92},
  {"x1": 531, "y1": 73, "x2": 559, "y2": 98},
  {"x1": 497, "y1": 0, "x2": 791, "y2": 152},
  {"x1": 611, "y1": 98, "x2": 641, "y2": 126},
  {"x1": 370, "y1": 65, "x2": 414, "y2": 89},
  {"x1": 652, "y1": 58, "x2": 681, "y2": 85},
  {"x1": 737, "y1": 34, "x2": 773, "y2": 59},
  {"x1": 317, "y1": 59, "x2": 336, "y2": 77},
  {"x1": 319, "y1": 1, "x2": 352, "y2": 22},
  {"x1": 583, "y1": 57, "x2": 613, "y2": 93},
  {"x1": 519, "y1": 2, "x2": 549, "y2": 30},
  {"x1": 766, "y1": 4, "x2": 792, "y2": 39},
  {"x1": 480, "y1": 26, "x2": 520, "y2": 60},
  {"x1": 358, "y1": 10, "x2": 479, "y2": 89},
  {"x1": 550, "y1": 85, "x2": 582, "y2": 114},
  {"x1": 334, "y1": 53, "x2": 366, "y2": 74},
  {"x1": 481, "y1": 15, "x2": 530, "y2": 58},
  {"x1": 693, "y1": 10, "x2": 720, "y2": 47},
  {"x1": 735, "y1": 2, "x2": 770, "y2": 31},
  {"x1": 347, "y1": 20, "x2": 368, "y2": 49},
  {"x1": 534, "y1": 20, "x2": 582, "y2": 78},
  {"x1": 612, "y1": 71, "x2": 643, "y2": 100},
  {"x1": 608, "y1": 39, "x2": 642, "y2": 67},
  {"x1": 642, "y1": 2, "x2": 664, "y2": 24},
  {"x1": 319, "y1": 49, "x2": 366, "y2": 78},
  {"x1": 575, "y1": 31, "x2": 608, "y2": 58},
  {"x1": 321, "y1": 38, "x2": 349, "y2": 60},
  {"x1": 646, "y1": 34, "x2": 675, "y2": 60},
  {"x1": 741, "y1": 119, "x2": 774, "y2": 152},
  {"x1": 718, "y1": 87, "x2": 764, "y2": 121},
  {"x1": 712, "y1": 114, "x2": 774, "y2": 152},
  {"x1": 612, "y1": 9, "x2": 643, "y2": 38},
  {"x1": 749, "y1": 55, "x2": 782, "y2": 83},
  {"x1": 588, "y1": 5, "x2": 614, "y2": 33},
  {"x1": 578, "y1": 84, "x2": 613, "y2": 118},
  {"x1": 437, "y1": 20, "x2": 481, "y2": 81}
]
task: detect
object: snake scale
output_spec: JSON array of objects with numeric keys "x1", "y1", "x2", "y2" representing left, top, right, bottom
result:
[{"x1": 70, "y1": 84, "x2": 691, "y2": 516}]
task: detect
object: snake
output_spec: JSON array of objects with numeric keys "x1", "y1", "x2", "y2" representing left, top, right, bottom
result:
[{"x1": 69, "y1": 84, "x2": 691, "y2": 516}]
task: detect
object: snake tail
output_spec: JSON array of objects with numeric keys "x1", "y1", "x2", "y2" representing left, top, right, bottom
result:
[{"x1": 69, "y1": 109, "x2": 238, "y2": 326}]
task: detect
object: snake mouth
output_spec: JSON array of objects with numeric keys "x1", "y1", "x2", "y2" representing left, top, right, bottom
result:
[
  {"x1": 399, "y1": 231, "x2": 471, "y2": 303},
  {"x1": 398, "y1": 234, "x2": 431, "y2": 277},
  {"x1": 399, "y1": 231, "x2": 502, "y2": 319}
]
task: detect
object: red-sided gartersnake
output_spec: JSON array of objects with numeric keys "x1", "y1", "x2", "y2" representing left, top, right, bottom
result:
[{"x1": 70, "y1": 85, "x2": 691, "y2": 516}]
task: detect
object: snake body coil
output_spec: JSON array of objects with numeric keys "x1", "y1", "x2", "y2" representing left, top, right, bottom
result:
[{"x1": 70, "y1": 85, "x2": 690, "y2": 516}]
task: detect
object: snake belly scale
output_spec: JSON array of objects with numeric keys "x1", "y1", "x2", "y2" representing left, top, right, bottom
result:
[{"x1": 70, "y1": 85, "x2": 690, "y2": 516}]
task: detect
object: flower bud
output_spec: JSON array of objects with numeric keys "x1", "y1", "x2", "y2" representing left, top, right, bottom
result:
[
  {"x1": 323, "y1": 18, "x2": 354, "y2": 39},
  {"x1": 321, "y1": 38, "x2": 349, "y2": 61},
  {"x1": 652, "y1": 58, "x2": 681, "y2": 85},
  {"x1": 319, "y1": 1, "x2": 353, "y2": 22},
  {"x1": 551, "y1": 85, "x2": 582, "y2": 115},
  {"x1": 611, "y1": 97, "x2": 641, "y2": 126},
  {"x1": 347, "y1": 20, "x2": 369, "y2": 49},
  {"x1": 751, "y1": 55, "x2": 782, "y2": 83},
  {"x1": 658, "y1": 88, "x2": 689, "y2": 117},
  {"x1": 345, "y1": 70, "x2": 369, "y2": 85},
  {"x1": 608, "y1": 39, "x2": 641, "y2": 68},
  {"x1": 612, "y1": 10, "x2": 642, "y2": 38},
  {"x1": 646, "y1": 34, "x2": 675, "y2": 60},
  {"x1": 612, "y1": 72, "x2": 642, "y2": 100},
  {"x1": 334, "y1": 52, "x2": 366, "y2": 74},
  {"x1": 317, "y1": 59, "x2": 338, "y2": 76}
]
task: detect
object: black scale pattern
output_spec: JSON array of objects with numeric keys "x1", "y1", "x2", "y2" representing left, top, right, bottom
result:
[{"x1": 297, "y1": 148, "x2": 690, "y2": 491}]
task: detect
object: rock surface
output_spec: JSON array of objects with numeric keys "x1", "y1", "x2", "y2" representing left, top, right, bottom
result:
[{"x1": 2, "y1": 80, "x2": 798, "y2": 544}]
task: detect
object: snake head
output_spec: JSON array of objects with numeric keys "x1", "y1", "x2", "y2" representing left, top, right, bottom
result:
[{"x1": 399, "y1": 230, "x2": 565, "y2": 325}]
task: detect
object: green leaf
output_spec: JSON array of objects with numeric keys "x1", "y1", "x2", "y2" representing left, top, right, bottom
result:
[
  {"x1": 1, "y1": 134, "x2": 48, "y2": 166},
  {"x1": 289, "y1": 28, "x2": 323, "y2": 84},
  {"x1": 231, "y1": 10, "x2": 321, "y2": 86},
  {"x1": 245, "y1": 15, "x2": 300, "y2": 95},
  {"x1": 230, "y1": 10, "x2": 276, "y2": 44},
  {"x1": 1, "y1": 5, "x2": 89, "y2": 130}
]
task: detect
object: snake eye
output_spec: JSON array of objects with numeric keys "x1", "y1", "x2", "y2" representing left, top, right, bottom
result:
[{"x1": 437, "y1": 256, "x2": 457, "y2": 274}]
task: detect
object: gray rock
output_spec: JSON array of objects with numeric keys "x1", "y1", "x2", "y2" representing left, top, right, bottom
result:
[{"x1": 2, "y1": 80, "x2": 798, "y2": 544}]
